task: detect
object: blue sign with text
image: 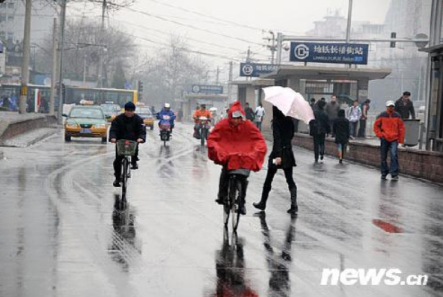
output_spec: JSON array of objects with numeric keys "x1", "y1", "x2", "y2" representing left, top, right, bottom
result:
[
  {"x1": 290, "y1": 42, "x2": 369, "y2": 65},
  {"x1": 240, "y1": 63, "x2": 277, "y2": 77},
  {"x1": 192, "y1": 84, "x2": 223, "y2": 94}
]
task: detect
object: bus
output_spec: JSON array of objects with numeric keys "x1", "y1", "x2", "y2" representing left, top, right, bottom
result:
[
  {"x1": 64, "y1": 86, "x2": 138, "y2": 107},
  {"x1": 0, "y1": 83, "x2": 138, "y2": 112}
]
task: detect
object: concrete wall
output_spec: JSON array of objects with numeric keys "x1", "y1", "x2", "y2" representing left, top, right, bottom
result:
[{"x1": 290, "y1": 133, "x2": 443, "y2": 184}]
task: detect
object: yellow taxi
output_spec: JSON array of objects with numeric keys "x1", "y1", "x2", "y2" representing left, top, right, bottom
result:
[
  {"x1": 138, "y1": 106, "x2": 155, "y2": 130},
  {"x1": 63, "y1": 105, "x2": 108, "y2": 142},
  {"x1": 100, "y1": 102, "x2": 122, "y2": 123}
]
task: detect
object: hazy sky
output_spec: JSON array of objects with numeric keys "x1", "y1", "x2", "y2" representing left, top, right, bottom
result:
[{"x1": 68, "y1": 0, "x2": 392, "y2": 76}]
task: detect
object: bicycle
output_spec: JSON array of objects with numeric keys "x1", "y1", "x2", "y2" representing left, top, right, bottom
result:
[
  {"x1": 223, "y1": 168, "x2": 250, "y2": 232},
  {"x1": 116, "y1": 139, "x2": 138, "y2": 200},
  {"x1": 198, "y1": 116, "x2": 210, "y2": 146}
]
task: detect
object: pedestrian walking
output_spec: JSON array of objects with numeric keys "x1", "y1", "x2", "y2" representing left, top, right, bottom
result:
[
  {"x1": 244, "y1": 102, "x2": 255, "y2": 122},
  {"x1": 333, "y1": 109, "x2": 350, "y2": 164},
  {"x1": 325, "y1": 95, "x2": 340, "y2": 136},
  {"x1": 373, "y1": 100, "x2": 405, "y2": 181},
  {"x1": 254, "y1": 103, "x2": 265, "y2": 131},
  {"x1": 310, "y1": 100, "x2": 330, "y2": 163},
  {"x1": 395, "y1": 91, "x2": 415, "y2": 119},
  {"x1": 358, "y1": 99, "x2": 371, "y2": 138},
  {"x1": 348, "y1": 100, "x2": 361, "y2": 138},
  {"x1": 253, "y1": 106, "x2": 298, "y2": 214}
]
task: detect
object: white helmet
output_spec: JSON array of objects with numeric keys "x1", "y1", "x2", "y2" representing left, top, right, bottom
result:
[
  {"x1": 386, "y1": 100, "x2": 395, "y2": 107},
  {"x1": 164, "y1": 103, "x2": 171, "y2": 108}
]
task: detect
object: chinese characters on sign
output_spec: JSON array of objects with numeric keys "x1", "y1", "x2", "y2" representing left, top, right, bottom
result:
[
  {"x1": 240, "y1": 63, "x2": 277, "y2": 77},
  {"x1": 290, "y1": 43, "x2": 369, "y2": 65},
  {"x1": 192, "y1": 84, "x2": 223, "y2": 94}
]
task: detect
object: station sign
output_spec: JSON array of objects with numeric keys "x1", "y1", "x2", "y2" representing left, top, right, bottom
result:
[
  {"x1": 240, "y1": 63, "x2": 277, "y2": 77},
  {"x1": 290, "y1": 42, "x2": 369, "y2": 65},
  {"x1": 192, "y1": 84, "x2": 223, "y2": 94}
]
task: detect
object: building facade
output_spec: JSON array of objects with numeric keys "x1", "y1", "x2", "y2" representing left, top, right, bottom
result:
[{"x1": 0, "y1": 0, "x2": 55, "y2": 80}]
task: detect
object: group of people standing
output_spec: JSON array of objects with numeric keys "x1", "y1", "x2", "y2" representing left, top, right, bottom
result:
[
  {"x1": 310, "y1": 96, "x2": 361, "y2": 163},
  {"x1": 310, "y1": 91, "x2": 414, "y2": 179},
  {"x1": 243, "y1": 102, "x2": 266, "y2": 131},
  {"x1": 310, "y1": 95, "x2": 371, "y2": 139}
]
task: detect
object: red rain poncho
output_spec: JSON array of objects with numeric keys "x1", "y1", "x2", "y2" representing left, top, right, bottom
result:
[{"x1": 208, "y1": 101, "x2": 267, "y2": 171}]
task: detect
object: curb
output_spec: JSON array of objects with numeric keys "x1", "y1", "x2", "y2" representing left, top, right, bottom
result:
[{"x1": 1, "y1": 127, "x2": 59, "y2": 148}]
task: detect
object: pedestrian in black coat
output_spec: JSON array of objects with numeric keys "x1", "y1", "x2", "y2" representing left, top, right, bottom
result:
[
  {"x1": 253, "y1": 106, "x2": 298, "y2": 214},
  {"x1": 310, "y1": 100, "x2": 330, "y2": 162},
  {"x1": 333, "y1": 109, "x2": 350, "y2": 163},
  {"x1": 244, "y1": 102, "x2": 255, "y2": 121}
]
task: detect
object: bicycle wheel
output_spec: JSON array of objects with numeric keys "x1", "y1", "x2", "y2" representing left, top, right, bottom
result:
[
  {"x1": 200, "y1": 129, "x2": 206, "y2": 146},
  {"x1": 230, "y1": 178, "x2": 242, "y2": 232},
  {"x1": 121, "y1": 158, "x2": 128, "y2": 198},
  {"x1": 223, "y1": 193, "x2": 230, "y2": 228}
]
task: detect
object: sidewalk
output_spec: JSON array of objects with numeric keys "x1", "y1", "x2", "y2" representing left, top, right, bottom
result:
[{"x1": 291, "y1": 132, "x2": 443, "y2": 184}]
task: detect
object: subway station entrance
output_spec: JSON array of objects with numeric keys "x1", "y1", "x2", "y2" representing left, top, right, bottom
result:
[{"x1": 264, "y1": 65, "x2": 391, "y2": 104}]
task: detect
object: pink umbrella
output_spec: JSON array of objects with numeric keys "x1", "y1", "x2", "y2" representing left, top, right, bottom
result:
[{"x1": 263, "y1": 86, "x2": 315, "y2": 124}]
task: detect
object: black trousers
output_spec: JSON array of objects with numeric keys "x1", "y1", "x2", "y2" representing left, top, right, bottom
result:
[
  {"x1": 264, "y1": 165, "x2": 296, "y2": 190},
  {"x1": 358, "y1": 119, "x2": 366, "y2": 137},
  {"x1": 218, "y1": 167, "x2": 248, "y2": 203},
  {"x1": 113, "y1": 145, "x2": 139, "y2": 179},
  {"x1": 313, "y1": 133, "x2": 326, "y2": 161}
]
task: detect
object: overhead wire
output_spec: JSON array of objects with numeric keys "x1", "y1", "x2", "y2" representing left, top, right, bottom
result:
[
  {"x1": 144, "y1": 0, "x2": 266, "y2": 32},
  {"x1": 66, "y1": 12, "x2": 271, "y2": 60},
  {"x1": 122, "y1": 6, "x2": 264, "y2": 46}
]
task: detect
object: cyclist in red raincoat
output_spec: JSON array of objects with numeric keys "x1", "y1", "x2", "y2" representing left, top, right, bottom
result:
[{"x1": 208, "y1": 101, "x2": 267, "y2": 215}]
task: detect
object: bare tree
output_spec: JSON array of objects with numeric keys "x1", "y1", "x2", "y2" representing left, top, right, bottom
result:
[
  {"x1": 133, "y1": 36, "x2": 211, "y2": 107},
  {"x1": 35, "y1": 19, "x2": 137, "y2": 85}
]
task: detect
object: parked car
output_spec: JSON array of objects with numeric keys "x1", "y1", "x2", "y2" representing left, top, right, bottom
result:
[{"x1": 63, "y1": 106, "x2": 108, "y2": 142}]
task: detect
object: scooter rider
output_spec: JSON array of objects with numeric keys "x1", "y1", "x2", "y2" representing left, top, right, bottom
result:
[
  {"x1": 157, "y1": 103, "x2": 176, "y2": 133},
  {"x1": 193, "y1": 104, "x2": 212, "y2": 124},
  {"x1": 208, "y1": 101, "x2": 267, "y2": 215},
  {"x1": 110, "y1": 102, "x2": 146, "y2": 187}
]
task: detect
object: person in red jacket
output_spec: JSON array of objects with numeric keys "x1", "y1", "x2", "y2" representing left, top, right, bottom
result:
[
  {"x1": 373, "y1": 100, "x2": 405, "y2": 180},
  {"x1": 208, "y1": 101, "x2": 267, "y2": 215}
]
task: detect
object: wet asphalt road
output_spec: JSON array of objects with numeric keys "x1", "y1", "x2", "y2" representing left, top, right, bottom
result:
[{"x1": 1, "y1": 122, "x2": 443, "y2": 297}]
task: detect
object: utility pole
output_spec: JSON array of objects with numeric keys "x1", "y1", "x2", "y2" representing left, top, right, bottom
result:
[
  {"x1": 267, "y1": 30, "x2": 276, "y2": 64},
  {"x1": 346, "y1": 0, "x2": 353, "y2": 43},
  {"x1": 276, "y1": 32, "x2": 283, "y2": 65},
  {"x1": 228, "y1": 61, "x2": 233, "y2": 103},
  {"x1": 83, "y1": 54, "x2": 87, "y2": 86},
  {"x1": 246, "y1": 47, "x2": 251, "y2": 63},
  {"x1": 216, "y1": 67, "x2": 220, "y2": 85},
  {"x1": 49, "y1": 17, "x2": 57, "y2": 115},
  {"x1": 19, "y1": 0, "x2": 32, "y2": 114},
  {"x1": 346, "y1": 0, "x2": 353, "y2": 68},
  {"x1": 97, "y1": 0, "x2": 107, "y2": 88},
  {"x1": 57, "y1": 0, "x2": 67, "y2": 124}
]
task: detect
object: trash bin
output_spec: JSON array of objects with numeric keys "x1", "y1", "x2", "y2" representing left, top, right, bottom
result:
[{"x1": 403, "y1": 119, "x2": 420, "y2": 147}]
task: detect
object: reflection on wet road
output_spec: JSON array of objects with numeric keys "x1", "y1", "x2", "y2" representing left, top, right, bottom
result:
[{"x1": 0, "y1": 123, "x2": 442, "y2": 296}]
